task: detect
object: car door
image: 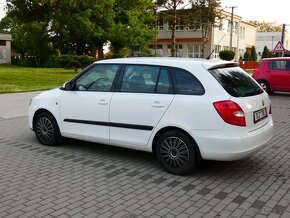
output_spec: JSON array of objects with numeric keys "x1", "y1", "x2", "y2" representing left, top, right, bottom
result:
[
  {"x1": 110, "y1": 65, "x2": 174, "y2": 147},
  {"x1": 268, "y1": 60, "x2": 290, "y2": 91},
  {"x1": 60, "y1": 64, "x2": 120, "y2": 142}
]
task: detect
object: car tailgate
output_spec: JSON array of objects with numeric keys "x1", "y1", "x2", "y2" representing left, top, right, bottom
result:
[{"x1": 230, "y1": 92, "x2": 271, "y2": 131}]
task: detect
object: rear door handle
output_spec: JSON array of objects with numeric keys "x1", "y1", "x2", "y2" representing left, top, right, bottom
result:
[
  {"x1": 98, "y1": 99, "x2": 108, "y2": 105},
  {"x1": 152, "y1": 101, "x2": 165, "y2": 108}
]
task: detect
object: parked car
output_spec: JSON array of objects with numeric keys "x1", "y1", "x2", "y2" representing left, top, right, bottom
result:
[
  {"x1": 252, "y1": 57, "x2": 290, "y2": 93},
  {"x1": 28, "y1": 58, "x2": 273, "y2": 175}
]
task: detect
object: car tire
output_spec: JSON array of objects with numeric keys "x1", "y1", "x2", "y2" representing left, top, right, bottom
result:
[
  {"x1": 258, "y1": 80, "x2": 271, "y2": 94},
  {"x1": 34, "y1": 112, "x2": 62, "y2": 146},
  {"x1": 155, "y1": 130, "x2": 197, "y2": 175}
]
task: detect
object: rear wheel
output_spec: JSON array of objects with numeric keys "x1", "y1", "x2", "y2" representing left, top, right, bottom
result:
[
  {"x1": 155, "y1": 130, "x2": 197, "y2": 175},
  {"x1": 258, "y1": 80, "x2": 271, "y2": 93},
  {"x1": 34, "y1": 112, "x2": 61, "y2": 146}
]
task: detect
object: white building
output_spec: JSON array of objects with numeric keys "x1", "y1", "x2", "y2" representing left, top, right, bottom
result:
[
  {"x1": 0, "y1": 34, "x2": 12, "y2": 64},
  {"x1": 153, "y1": 9, "x2": 257, "y2": 60},
  {"x1": 256, "y1": 32, "x2": 290, "y2": 59}
]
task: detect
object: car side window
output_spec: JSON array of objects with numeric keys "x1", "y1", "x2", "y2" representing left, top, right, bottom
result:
[
  {"x1": 74, "y1": 64, "x2": 119, "y2": 92},
  {"x1": 120, "y1": 65, "x2": 160, "y2": 93},
  {"x1": 269, "y1": 60, "x2": 288, "y2": 70},
  {"x1": 172, "y1": 68, "x2": 205, "y2": 95}
]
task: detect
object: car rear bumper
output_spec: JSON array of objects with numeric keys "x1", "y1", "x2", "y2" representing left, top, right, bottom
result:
[{"x1": 190, "y1": 118, "x2": 274, "y2": 161}]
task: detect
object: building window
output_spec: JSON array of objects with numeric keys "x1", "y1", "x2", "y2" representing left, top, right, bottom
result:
[
  {"x1": 168, "y1": 44, "x2": 183, "y2": 57},
  {"x1": 239, "y1": 27, "x2": 245, "y2": 39},
  {"x1": 0, "y1": 40, "x2": 6, "y2": 46},
  {"x1": 188, "y1": 44, "x2": 202, "y2": 58},
  {"x1": 157, "y1": 19, "x2": 164, "y2": 30},
  {"x1": 233, "y1": 22, "x2": 238, "y2": 34},
  {"x1": 168, "y1": 19, "x2": 184, "y2": 31},
  {"x1": 223, "y1": 46, "x2": 229, "y2": 50},
  {"x1": 227, "y1": 20, "x2": 231, "y2": 32},
  {"x1": 214, "y1": 45, "x2": 221, "y2": 58}
]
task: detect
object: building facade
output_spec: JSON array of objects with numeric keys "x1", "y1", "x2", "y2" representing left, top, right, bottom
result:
[
  {"x1": 0, "y1": 34, "x2": 12, "y2": 64},
  {"x1": 153, "y1": 9, "x2": 257, "y2": 60},
  {"x1": 256, "y1": 32, "x2": 290, "y2": 59}
]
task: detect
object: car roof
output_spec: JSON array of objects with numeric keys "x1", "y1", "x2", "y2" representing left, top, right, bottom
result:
[
  {"x1": 95, "y1": 57, "x2": 236, "y2": 70},
  {"x1": 261, "y1": 57, "x2": 290, "y2": 61}
]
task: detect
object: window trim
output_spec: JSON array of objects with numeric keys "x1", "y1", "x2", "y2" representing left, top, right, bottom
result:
[
  {"x1": 65, "y1": 63, "x2": 122, "y2": 92},
  {"x1": 115, "y1": 64, "x2": 174, "y2": 94}
]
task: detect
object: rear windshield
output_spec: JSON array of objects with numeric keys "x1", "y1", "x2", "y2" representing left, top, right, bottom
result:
[{"x1": 209, "y1": 66, "x2": 264, "y2": 97}]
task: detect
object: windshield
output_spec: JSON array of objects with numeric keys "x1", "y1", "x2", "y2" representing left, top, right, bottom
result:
[{"x1": 209, "y1": 66, "x2": 264, "y2": 97}]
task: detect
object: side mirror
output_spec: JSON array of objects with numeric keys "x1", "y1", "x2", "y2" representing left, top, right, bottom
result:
[{"x1": 63, "y1": 82, "x2": 72, "y2": 91}]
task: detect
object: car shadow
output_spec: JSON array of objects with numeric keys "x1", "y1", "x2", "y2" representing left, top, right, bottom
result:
[{"x1": 60, "y1": 138, "x2": 266, "y2": 177}]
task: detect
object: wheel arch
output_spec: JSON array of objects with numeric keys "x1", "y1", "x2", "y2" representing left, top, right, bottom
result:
[
  {"x1": 33, "y1": 109, "x2": 57, "y2": 131},
  {"x1": 257, "y1": 79, "x2": 271, "y2": 91},
  {"x1": 152, "y1": 126, "x2": 202, "y2": 161}
]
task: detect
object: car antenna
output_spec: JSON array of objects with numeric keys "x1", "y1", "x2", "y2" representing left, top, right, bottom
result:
[{"x1": 206, "y1": 34, "x2": 226, "y2": 59}]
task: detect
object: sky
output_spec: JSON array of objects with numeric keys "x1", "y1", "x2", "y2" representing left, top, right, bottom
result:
[
  {"x1": 221, "y1": 0, "x2": 290, "y2": 26},
  {"x1": 0, "y1": 0, "x2": 289, "y2": 27}
]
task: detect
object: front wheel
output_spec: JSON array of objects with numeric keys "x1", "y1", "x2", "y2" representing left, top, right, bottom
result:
[
  {"x1": 34, "y1": 112, "x2": 61, "y2": 146},
  {"x1": 155, "y1": 130, "x2": 197, "y2": 175}
]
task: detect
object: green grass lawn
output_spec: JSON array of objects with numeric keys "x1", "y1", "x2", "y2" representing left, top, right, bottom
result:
[{"x1": 0, "y1": 65, "x2": 77, "y2": 94}]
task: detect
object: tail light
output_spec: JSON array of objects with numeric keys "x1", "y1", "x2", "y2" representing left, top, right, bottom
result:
[{"x1": 213, "y1": 100, "x2": 246, "y2": 127}]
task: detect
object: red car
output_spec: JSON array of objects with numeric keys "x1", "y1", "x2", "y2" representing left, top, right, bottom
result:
[{"x1": 252, "y1": 57, "x2": 290, "y2": 93}]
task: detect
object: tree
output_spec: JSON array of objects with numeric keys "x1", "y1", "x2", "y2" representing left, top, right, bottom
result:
[
  {"x1": 0, "y1": 16, "x2": 50, "y2": 65},
  {"x1": 191, "y1": 0, "x2": 221, "y2": 58},
  {"x1": 243, "y1": 51, "x2": 251, "y2": 61},
  {"x1": 157, "y1": 0, "x2": 185, "y2": 57},
  {"x1": 250, "y1": 46, "x2": 257, "y2": 61},
  {"x1": 248, "y1": 20, "x2": 282, "y2": 32},
  {"x1": 109, "y1": 0, "x2": 155, "y2": 56},
  {"x1": 262, "y1": 45, "x2": 270, "y2": 59},
  {"x1": 4, "y1": 0, "x2": 156, "y2": 59}
]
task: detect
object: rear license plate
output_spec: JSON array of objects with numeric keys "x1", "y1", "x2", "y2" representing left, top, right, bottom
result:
[{"x1": 253, "y1": 108, "x2": 267, "y2": 123}]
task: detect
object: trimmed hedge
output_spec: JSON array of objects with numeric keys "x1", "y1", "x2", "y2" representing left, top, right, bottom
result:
[{"x1": 12, "y1": 55, "x2": 96, "y2": 70}]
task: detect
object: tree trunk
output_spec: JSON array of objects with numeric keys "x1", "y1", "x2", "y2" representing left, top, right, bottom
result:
[
  {"x1": 171, "y1": 0, "x2": 177, "y2": 57},
  {"x1": 201, "y1": 25, "x2": 208, "y2": 58}
]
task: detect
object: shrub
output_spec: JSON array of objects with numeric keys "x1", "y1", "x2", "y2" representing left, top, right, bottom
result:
[
  {"x1": 262, "y1": 46, "x2": 270, "y2": 58},
  {"x1": 219, "y1": 50, "x2": 235, "y2": 61},
  {"x1": 250, "y1": 46, "x2": 257, "y2": 61},
  {"x1": 56, "y1": 55, "x2": 96, "y2": 72},
  {"x1": 243, "y1": 51, "x2": 251, "y2": 61}
]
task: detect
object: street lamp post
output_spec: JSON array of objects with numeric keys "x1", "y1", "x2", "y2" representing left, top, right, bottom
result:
[{"x1": 226, "y1": 6, "x2": 237, "y2": 51}]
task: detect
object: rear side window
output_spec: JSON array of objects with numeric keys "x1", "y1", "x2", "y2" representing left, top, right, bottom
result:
[
  {"x1": 209, "y1": 67, "x2": 263, "y2": 97},
  {"x1": 172, "y1": 68, "x2": 205, "y2": 95},
  {"x1": 268, "y1": 60, "x2": 290, "y2": 70}
]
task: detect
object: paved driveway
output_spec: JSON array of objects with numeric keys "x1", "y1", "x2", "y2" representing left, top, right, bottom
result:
[{"x1": 0, "y1": 92, "x2": 289, "y2": 218}]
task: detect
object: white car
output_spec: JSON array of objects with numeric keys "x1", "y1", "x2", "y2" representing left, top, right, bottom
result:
[{"x1": 28, "y1": 57, "x2": 273, "y2": 175}]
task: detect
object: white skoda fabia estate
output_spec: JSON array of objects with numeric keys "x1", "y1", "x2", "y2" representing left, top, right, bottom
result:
[{"x1": 28, "y1": 58, "x2": 273, "y2": 175}]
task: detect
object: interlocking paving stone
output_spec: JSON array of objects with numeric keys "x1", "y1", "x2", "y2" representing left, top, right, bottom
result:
[
  {"x1": 182, "y1": 184, "x2": 196, "y2": 191},
  {"x1": 0, "y1": 94, "x2": 290, "y2": 217},
  {"x1": 272, "y1": 205, "x2": 287, "y2": 215},
  {"x1": 233, "y1": 196, "x2": 248, "y2": 204},
  {"x1": 153, "y1": 177, "x2": 167, "y2": 184},
  {"x1": 214, "y1": 191, "x2": 228, "y2": 200},
  {"x1": 166, "y1": 180, "x2": 182, "y2": 187},
  {"x1": 139, "y1": 174, "x2": 154, "y2": 181},
  {"x1": 197, "y1": 187, "x2": 212, "y2": 196}
]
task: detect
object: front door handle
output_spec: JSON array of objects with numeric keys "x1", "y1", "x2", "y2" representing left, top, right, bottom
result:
[{"x1": 152, "y1": 101, "x2": 165, "y2": 108}]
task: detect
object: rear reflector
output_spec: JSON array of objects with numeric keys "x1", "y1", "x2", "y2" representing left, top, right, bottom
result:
[{"x1": 213, "y1": 100, "x2": 246, "y2": 127}]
